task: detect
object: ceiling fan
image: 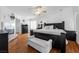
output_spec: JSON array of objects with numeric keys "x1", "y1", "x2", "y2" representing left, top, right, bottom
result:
[{"x1": 33, "y1": 6, "x2": 47, "y2": 16}]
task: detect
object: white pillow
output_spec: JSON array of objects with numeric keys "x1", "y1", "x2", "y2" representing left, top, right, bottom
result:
[
  {"x1": 44, "y1": 25, "x2": 53, "y2": 30},
  {"x1": 49, "y1": 25, "x2": 53, "y2": 30}
]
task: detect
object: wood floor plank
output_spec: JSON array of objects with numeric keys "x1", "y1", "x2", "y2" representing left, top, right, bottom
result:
[{"x1": 9, "y1": 34, "x2": 79, "y2": 53}]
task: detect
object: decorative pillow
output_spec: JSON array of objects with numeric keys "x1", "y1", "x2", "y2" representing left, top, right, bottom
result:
[{"x1": 44, "y1": 26, "x2": 50, "y2": 30}]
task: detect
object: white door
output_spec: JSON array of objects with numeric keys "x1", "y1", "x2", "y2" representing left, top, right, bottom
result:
[{"x1": 15, "y1": 18, "x2": 21, "y2": 34}]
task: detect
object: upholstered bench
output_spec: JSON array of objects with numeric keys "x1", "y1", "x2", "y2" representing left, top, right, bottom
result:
[{"x1": 28, "y1": 36, "x2": 52, "y2": 53}]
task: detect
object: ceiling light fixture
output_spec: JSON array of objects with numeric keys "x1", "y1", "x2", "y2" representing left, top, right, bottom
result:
[{"x1": 33, "y1": 6, "x2": 47, "y2": 16}]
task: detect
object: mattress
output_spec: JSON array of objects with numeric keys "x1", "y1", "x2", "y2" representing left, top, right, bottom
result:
[{"x1": 33, "y1": 29, "x2": 66, "y2": 35}]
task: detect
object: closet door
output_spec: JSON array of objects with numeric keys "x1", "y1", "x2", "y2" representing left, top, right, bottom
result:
[{"x1": 16, "y1": 19, "x2": 21, "y2": 34}]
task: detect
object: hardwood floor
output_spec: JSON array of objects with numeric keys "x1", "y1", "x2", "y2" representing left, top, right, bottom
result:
[
  {"x1": 66, "y1": 40, "x2": 79, "y2": 53},
  {"x1": 8, "y1": 34, "x2": 79, "y2": 53},
  {"x1": 9, "y1": 34, "x2": 28, "y2": 53}
]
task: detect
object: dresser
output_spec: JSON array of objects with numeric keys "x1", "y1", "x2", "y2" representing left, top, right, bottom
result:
[{"x1": 0, "y1": 31, "x2": 8, "y2": 53}]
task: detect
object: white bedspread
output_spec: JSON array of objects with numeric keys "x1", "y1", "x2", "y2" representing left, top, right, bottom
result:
[{"x1": 33, "y1": 29, "x2": 66, "y2": 35}]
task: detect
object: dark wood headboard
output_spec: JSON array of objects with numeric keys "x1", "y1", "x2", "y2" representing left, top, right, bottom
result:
[{"x1": 44, "y1": 21, "x2": 65, "y2": 30}]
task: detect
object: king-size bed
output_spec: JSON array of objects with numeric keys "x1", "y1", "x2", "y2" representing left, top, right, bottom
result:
[{"x1": 28, "y1": 21, "x2": 67, "y2": 53}]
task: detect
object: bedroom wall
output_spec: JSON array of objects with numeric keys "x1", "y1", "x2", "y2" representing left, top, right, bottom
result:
[
  {"x1": 0, "y1": 7, "x2": 5, "y2": 30},
  {"x1": 75, "y1": 7, "x2": 79, "y2": 44},
  {"x1": 34, "y1": 7, "x2": 76, "y2": 31},
  {"x1": 0, "y1": 7, "x2": 23, "y2": 34},
  {"x1": 0, "y1": 7, "x2": 2, "y2": 30},
  {"x1": 0, "y1": 7, "x2": 19, "y2": 34},
  {"x1": 0, "y1": 7, "x2": 13, "y2": 29},
  {"x1": 62, "y1": 7, "x2": 76, "y2": 31},
  {"x1": 76, "y1": 13, "x2": 79, "y2": 44}
]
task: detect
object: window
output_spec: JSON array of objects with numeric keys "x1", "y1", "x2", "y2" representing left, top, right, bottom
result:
[
  {"x1": 4, "y1": 22, "x2": 15, "y2": 29},
  {"x1": 30, "y1": 21, "x2": 37, "y2": 29}
]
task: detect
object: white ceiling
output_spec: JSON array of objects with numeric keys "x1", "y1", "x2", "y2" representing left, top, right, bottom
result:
[
  {"x1": 6, "y1": 6, "x2": 73, "y2": 18},
  {"x1": 6, "y1": 6, "x2": 33, "y2": 17}
]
